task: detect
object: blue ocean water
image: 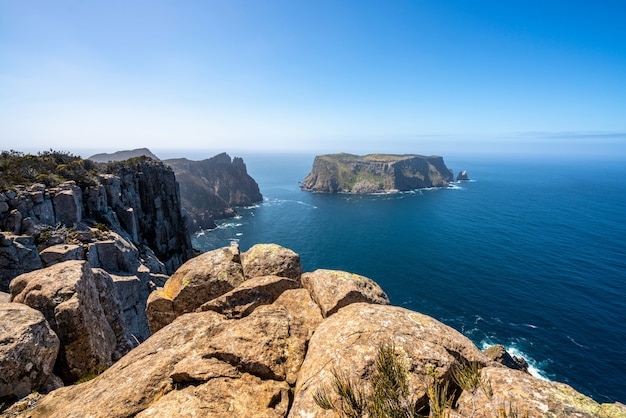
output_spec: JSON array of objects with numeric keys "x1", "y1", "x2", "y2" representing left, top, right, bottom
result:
[{"x1": 192, "y1": 153, "x2": 626, "y2": 403}]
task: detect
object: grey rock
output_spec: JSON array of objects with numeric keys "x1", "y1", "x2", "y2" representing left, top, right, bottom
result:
[
  {"x1": 39, "y1": 244, "x2": 84, "y2": 267},
  {"x1": 0, "y1": 234, "x2": 42, "y2": 292}
]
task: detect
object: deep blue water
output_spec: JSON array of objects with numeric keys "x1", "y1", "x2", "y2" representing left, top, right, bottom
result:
[{"x1": 192, "y1": 153, "x2": 626, "y2": 403}]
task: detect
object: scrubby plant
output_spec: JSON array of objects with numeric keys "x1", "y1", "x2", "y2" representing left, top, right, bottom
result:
[
  {"x1": 313, "y1": 342, "x2": 537, "y2": 418},
  {"x1": 451, "y1": 360, "x2": 492, "y2": 400},
  {"x1": 0, "y1": 149, "x2": 99, "y2": 190},
  {"x1": 314, "y1": 341, "x2": 422, "y2": 417}
]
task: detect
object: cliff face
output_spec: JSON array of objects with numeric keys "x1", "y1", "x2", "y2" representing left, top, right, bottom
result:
[
  {"x1": 301, "y1": 153, "x2": 454, "y2": 193},
  {"x1": 164, "y1": 153, "x2": 263, "y2": 230},
  {"x1": 0, "y1": 158, "x2": 192, "y2": 291},
  {"x1": 87, "y1": 149, "x2": 263, "y2": 231},
  {"x1": 3, "y1": 244, "x2": 624, "y2": 417}
]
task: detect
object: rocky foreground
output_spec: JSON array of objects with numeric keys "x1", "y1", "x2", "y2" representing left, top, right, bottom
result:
[{"x1": 1, "y1": 243, "x2": 624, "y2": 417}]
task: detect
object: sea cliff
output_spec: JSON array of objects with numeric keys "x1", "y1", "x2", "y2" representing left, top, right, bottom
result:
[
  {"x1": 301, "y1": 153, "x2": 454, "y2": 193},
  {"x1": 88, "y1": 149, "x2": 263, "y2": 231},
  {"x1": 0, "y1": 152, "x2": 193, "y2": 347},
  {"x1": 164, "y1": 153, "x2": 263, "y2": 230}
]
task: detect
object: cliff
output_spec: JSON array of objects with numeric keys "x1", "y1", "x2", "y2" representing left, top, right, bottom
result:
[
  {"x1": 0, "y1": 153, "x2": 193, "y2": 347},
  {"x1": 301, "y1": 153, "x2": 455, "y2": 193},
  {"x1": 2, "y1": 244, "x2": 624, "y2": 417},
  {"x1": 87, "y1": 149, "x2": 263, "y2": 231},
  {"x1": 164, "y1": 153, "x2": 262, "y2": 230}
]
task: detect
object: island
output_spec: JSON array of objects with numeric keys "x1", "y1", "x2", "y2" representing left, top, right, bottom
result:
[{"x1": 300, "y1": 153, "x2": 454, "y2": 193}]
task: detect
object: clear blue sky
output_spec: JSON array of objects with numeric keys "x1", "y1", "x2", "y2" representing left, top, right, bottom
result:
[{"x1": 1, "y1": 0, "x2": 625, "y2": 157}]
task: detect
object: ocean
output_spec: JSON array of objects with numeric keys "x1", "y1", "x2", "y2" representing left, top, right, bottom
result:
[{"x1": 191, "y1": 152, "x2": 626, "y2": 404}]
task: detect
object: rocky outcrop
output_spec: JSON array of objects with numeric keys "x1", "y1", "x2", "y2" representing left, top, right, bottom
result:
[
  {"x1": 4, "y1": 244, "x2": 624, "y2": 417},
  {"x1": 0, "y1": 158, "x2": 193, "y2": 291},
  {"x1": 146, "y1": 243, "x2": 306, "y2": 333},
  {"x1": 0, "y1": 303, "x2": 61, "y2": 402},
  {"x1": 301, "y1": 153, "x2": 455, "y2": 193},
  {"x1": 457, "y1": 169, "x2": 470, "y2": 181},
  {"x1": 483, "y1": 343, "x2": 529, "y2": 372},
  {"x1": 146, "y1": 244, "x2": 245, "y2": 333},
  {"x1": 103, "y1": 159, "x2": 193, "y2": 273},
  {"x1": 164, "y1": 153, "x2": 263, "y2": 231}
]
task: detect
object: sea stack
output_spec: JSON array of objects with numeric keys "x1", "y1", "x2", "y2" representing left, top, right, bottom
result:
[{"x1": 457, "y1": 170, "x2": 470, "y2": 181}]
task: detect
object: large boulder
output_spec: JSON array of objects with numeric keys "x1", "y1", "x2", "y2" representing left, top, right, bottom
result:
[
  {"x1": 301, "y1": 269, "x2": 390, "y2": 317},
  {"x1": 9, "y1": 261, "x2": 118, "y2": 382},
  {"x1": 146, "y1": 244, "x2": 244, "y2": 333},
  {"x1": 242, "y1": 244, "x2": 302, "y2": 280},
  {"x1": 0, "y1": 303, "x2": 61, "y2": 402},
  {"x1": 198, "y1": 275, "x2": 301, "y2": 319},
  {"x1": 289, "y1": 303, "x2": 488, "y2": 418}
]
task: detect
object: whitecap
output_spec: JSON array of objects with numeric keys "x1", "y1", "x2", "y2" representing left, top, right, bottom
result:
[{"x1": 567, "y1": 336, "x2": 588, "y2": 349}]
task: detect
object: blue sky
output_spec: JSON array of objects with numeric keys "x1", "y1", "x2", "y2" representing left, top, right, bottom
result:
[{"x1": 1, "y1": 0, "x2": 625, "y2": 157}]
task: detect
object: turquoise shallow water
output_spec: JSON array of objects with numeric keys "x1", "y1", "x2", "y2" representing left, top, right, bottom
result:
[{"x1": 192, "y1": 153, "x2": 626, "y2": 403}]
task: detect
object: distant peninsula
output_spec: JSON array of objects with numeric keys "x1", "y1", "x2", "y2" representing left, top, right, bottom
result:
[{"x1": 301, "y1": 153, "x2": 455, "y2": 193}]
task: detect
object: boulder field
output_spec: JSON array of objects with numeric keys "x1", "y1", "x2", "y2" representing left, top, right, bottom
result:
[{"x1": 2, "y1": 243, "x2": 625, "y2": 417}]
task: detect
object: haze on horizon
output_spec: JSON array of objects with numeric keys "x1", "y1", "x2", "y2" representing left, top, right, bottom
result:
[{"x1": 1, "y1": 1, "x2": 625, "y2": 159}]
